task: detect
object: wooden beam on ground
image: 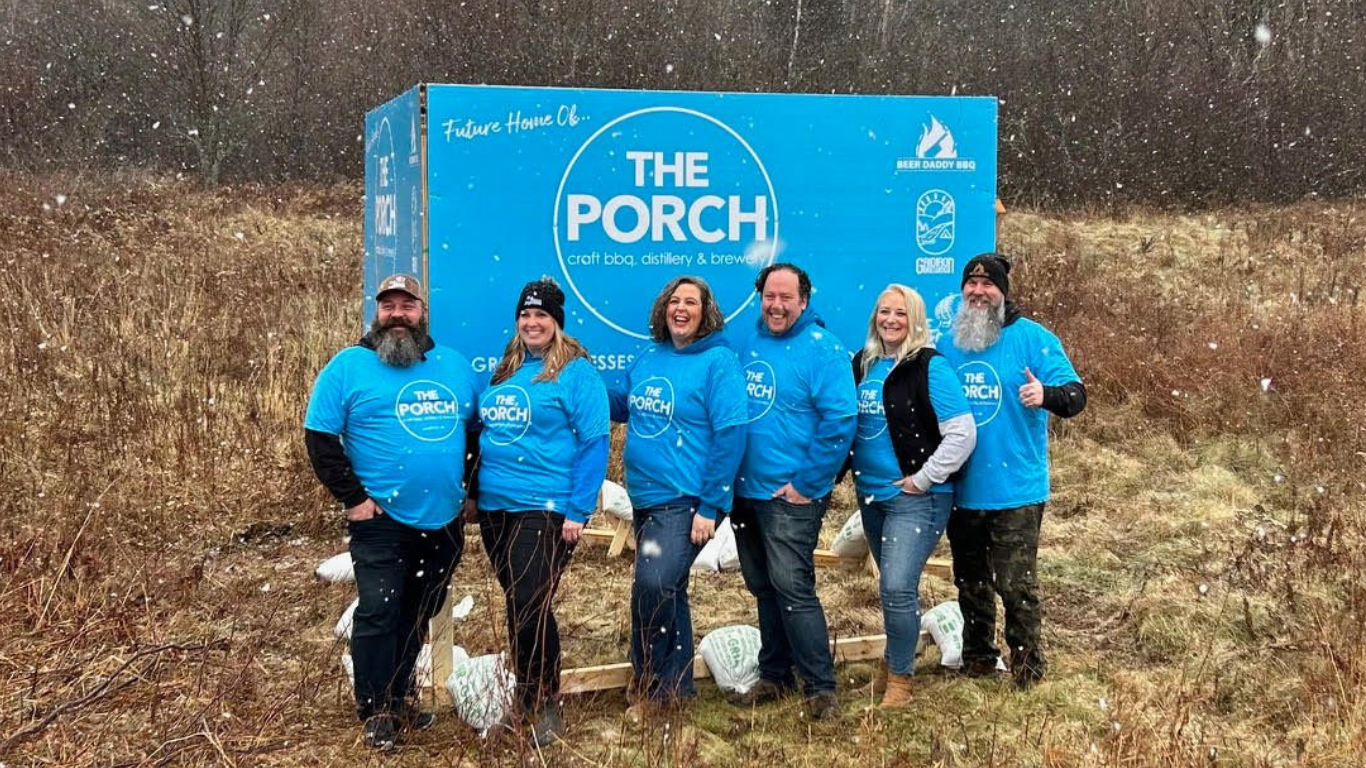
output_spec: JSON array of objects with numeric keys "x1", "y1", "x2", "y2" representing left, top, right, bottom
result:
[
  {"x1": 559, "y1": 633, "x2": 923, "y2": 695},
  {"x1": 813, "y1": 549, "x2": 952, "y2": 581}
]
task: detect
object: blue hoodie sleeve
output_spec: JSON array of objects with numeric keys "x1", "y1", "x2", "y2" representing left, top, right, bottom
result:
[
  {"x1": 698, "y1": 349, "x2": 749, "y2": 518},
  {"x1": 698, "y1": 424, "x2": 745, "y2": 520},
  {"x1": 792, "y1": 343, "x2": 858, "y2": 500},
  {"x1": 563, "y1": 360, "x2": 610, "y2": 523},
  {"x1": 567, "y1": 434, "x2": 609, "y2": 523}
]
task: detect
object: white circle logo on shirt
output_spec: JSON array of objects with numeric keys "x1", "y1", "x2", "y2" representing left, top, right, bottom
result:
[
  {"x1": 957, "y1": 361, "x2": 1002, "y2": 427},
  {"x1": 856, "y1": 377, "x2": 887, "y2": 440},
  {"x1": 743, "y1": 360, "x2": 777, "y2": 423},
  {"x1": 394, "y1": 380, "x2": 462, "y2": 442},
  {"x1": 479, "y1": 385, "x2": 533, "y2": 446},
  {"x1": 628, "y1": 376, "x2": 675, "y2": 439}
]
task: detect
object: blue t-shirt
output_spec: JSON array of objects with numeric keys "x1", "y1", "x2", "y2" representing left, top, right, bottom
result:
[
  {"x1": 616, "y1": 338, "x2": 749, "y2": 516},
  {"x1": 304, "y1": 344, "x2": 479, "y2": 529},
  {"x1": 736, "y1": 311, "x2": 858, "y2": 501},
  {"x1": 940, "y1": 317, "x2": 1081, "y2": 509},
  {"x1": 477, "y1": 356, "x2": 610, "y2": 517},
  {"x1": 852, "y1": 355, "x2": 970, "y2": 501}
]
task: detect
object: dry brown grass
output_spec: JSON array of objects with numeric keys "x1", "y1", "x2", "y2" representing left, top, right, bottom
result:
[{"x1": 1, "y1": 173, "x2": 1364, "y2": 766}]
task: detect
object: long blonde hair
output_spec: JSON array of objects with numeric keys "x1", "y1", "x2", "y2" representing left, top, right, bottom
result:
[
  {"x1": 491, "y1": 318, "x2": 591, "y2": 384},
  {"x1": 860, "y1": 284, "x2": 931, "y2": 378}
]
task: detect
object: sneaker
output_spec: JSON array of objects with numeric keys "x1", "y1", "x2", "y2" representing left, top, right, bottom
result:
[
  {"x1": 530, "y1": 702, "x2": 564, "y2": 747},
  {"x1": 730, "y1": 678, "x2": 791, "y2": 707},
  {"x1": 362, "y1": 713, "x2": 399, "y2": 751},
  {"x1": 806, "y1": 692, "x2": 839, "y2": 721}
]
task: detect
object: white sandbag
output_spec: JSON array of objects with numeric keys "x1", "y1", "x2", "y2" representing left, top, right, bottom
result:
[
  {"x1": 830, "y1": 511, "x2": 868, "y2": 558},
  {"x1": 451, "y1": 593, "x2": 475, "y2": 620},
  {"x1": 691, "y1": 518, "x2": 739, "y2": 572},
  {"x1": 315, "y1": 552, "x2": 354, "y2": 583},
  {"x1": 922, "y1": 600, "x2": 964, "y2": 668},
  {"x1": 445, "y1": 653, "x2": 517, "y2": 736},
  {"x1": 334, "y1": 598, "x2": 359, "y2": 639},
  {"x1": 699, "y1": 625, "x2": 762, "y2": 694},
  {"x1": 601, "y1": 479, "x2": 633, "y2": 521}
]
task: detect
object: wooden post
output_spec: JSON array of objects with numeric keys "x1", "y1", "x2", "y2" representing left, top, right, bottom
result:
[
  {"x1": 428, "y1": 587, "x2": 454, "y2": 703},
  {"x1": 607, "y1": 515, "x2": 635, "y2": 557}
]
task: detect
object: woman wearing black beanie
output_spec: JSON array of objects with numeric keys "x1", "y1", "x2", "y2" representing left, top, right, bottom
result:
[{"x1": 475, "y1": 277, "x2": 609, "y2": 746}]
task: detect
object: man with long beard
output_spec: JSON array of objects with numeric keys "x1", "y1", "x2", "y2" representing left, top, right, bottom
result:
[
  {"x1": 940, "y1": 253, "x2": 1086, "y2": 689},
  {"x1": 304, "y1": 274, "x2": 480, "y2": 750}
]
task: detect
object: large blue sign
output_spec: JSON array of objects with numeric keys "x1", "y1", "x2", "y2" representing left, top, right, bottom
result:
[{"x1": 364, "y1": 85, "x2": 997, "y2": 386}]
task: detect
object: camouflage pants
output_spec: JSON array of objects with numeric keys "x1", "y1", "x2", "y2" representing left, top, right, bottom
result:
[{"x1": 947, "y1": 503, "x2": 1046, "y2": 683}]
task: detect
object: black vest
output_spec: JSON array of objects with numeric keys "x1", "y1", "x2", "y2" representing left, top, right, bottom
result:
[{"x1": 851, "y1": 347, "x2": 957, "y2": 480}]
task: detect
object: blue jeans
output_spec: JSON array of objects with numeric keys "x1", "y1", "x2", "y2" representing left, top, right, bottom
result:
[
  {"x1": 630, "y1": 501, "x2": 704, "y2": 702},
  {"x1": 347, "y1": 513, "x2": 464, "y2": 720},
  {"x1": 858, "y1": 491, "x2": 952, "y2": 675},
  {"x1": 732, "y1": 495, "x2": 835, "y2": 696}
]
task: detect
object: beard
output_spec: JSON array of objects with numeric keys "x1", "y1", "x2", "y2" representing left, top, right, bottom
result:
[
  {"x1": 953, "y1": 300, "x2": 1005, "y2": 353},
  {"x1": 366, "y1": 316, "x2": 431, "y2": 367}
]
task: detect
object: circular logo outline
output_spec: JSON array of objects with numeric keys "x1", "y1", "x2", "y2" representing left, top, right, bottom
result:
[
  {"x1": 743, "y1": 360, "x2": 777, "y2": 423},
  {"x1": 394, "y1": 379, "x2": 462, "y2": 443},
  {"x1": 479, "y1": 384, "x2": 533, "y2": 446},
  {"x1": 957, "y1": 360, "x2": 1002, "y2": 428},
  {"x1": 627, "y1": 376, "x2": 676, "y2": 439},
  {"x1": 552, "y1": 107, "x2": 782, "y2": 339},
  {"x1": 915, "y1": 188, "x2": 955, "y2": 256}
]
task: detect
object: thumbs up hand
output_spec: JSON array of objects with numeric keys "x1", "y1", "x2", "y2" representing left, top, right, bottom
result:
[{"x1": 1019, "y1": 367, "x2": 1044, "y2": 409}]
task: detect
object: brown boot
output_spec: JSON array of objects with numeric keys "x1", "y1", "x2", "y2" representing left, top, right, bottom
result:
[{"x1": 879, "y1": 672, "x2": 914, "y2": 709}]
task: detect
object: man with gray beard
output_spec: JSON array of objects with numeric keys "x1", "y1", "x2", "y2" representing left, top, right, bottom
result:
[
  {"x1": 304, "y1": 274, "x2": 481, "y2": 750},
  {"x1": 939, "y1": 253, "x2": 1086, "y2": 689}
]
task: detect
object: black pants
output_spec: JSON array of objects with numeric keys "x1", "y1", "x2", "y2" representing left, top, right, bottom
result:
[
  {"x1": 946, "y1": 503, "x2": 1046, "y2": 681},
  {"x1": 348, "y1": 514, "x2": 464, "y2": 720},
  {"x1": 478, "y1": 510, "x2": 574, "y2": 714}
]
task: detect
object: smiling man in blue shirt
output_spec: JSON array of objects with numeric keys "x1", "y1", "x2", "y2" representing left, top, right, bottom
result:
[
  {"x1": 940, "y1": 253, "x2": 1087, "y2": 689},
  {"x1": 304, "y1": 274, "x2": 480, "y2": 750},
  {"x1": 731, "y1": 262, "x2": 857, "y2": 721}
]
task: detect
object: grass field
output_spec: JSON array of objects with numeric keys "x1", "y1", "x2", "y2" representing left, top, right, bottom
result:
[{"x1": 1, "y1": 172, "x2": 1363, "y2": 767}]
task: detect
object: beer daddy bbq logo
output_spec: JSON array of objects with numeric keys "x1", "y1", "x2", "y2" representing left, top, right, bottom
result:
[
  {"x1": 479, "y1": 385, "x2": 533, "y2": 446},
  {"x1": 554, "y1": 107, "x2": 780, "y2": 339},
  {"x1": 895, "y1": 115, "x2": 979, "y2": 173},
  {"x1": 743, "y1": 361, "x2": 776, "y2": 423},
  {"x1": 957, "y1": 361, "x2": 1002, "y2": 427},
  {"x1": 395, "y1": 380, "x2": 462, "y2": 442},
  {"x1": 628, "y1": 376, "x2": 675, "y2": 439},
  {"x1": 855, "y1": 378, "x2": 888, "y2": 440}
]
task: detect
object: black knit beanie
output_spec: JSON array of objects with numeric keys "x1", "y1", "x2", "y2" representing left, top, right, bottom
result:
[
  {"x1": 961, "y1": 253, "x2": 1011, "y2": 297},
  {"x1": 515, "y1": 278, "x2": 566, "y2": 328}
]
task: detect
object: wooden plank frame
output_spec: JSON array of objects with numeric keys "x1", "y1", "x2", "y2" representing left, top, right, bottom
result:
[{"x1": 559, "y1": 632, "x2": 924, "y2": 695}]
